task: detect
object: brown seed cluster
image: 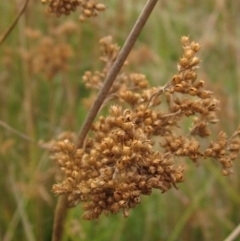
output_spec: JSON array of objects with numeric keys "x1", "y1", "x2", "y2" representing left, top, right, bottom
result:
[
  {"x1": 41, "y1": 0, "x2": 106, "y2": 19},
  {"x1": 82, "y1": 36, "x2": 120, "y2": 90},
  {"x1": 31, "y1": 37, "x2": 73, "y2": 79},
  {"x1": 52, "y1": 36, "x2": 240, "y2": 220},
  {"x1": 82, "y1": 36, "x2": 120, "y2": 88},
  {"x1": 82, "y1": 36, "x2": 148, "y2": 105},
  {"x1": 52, "y1": 106, "x2": 185, "y2": 220},
  {"x1": 21, "y1": 24, "x2": 77, "y2": 80},
  {"x1": 204, "y1": 130, "x2": 240, "y2": 176}
]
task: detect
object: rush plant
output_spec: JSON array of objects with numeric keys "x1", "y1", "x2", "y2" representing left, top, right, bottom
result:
[
  {"x1": 0, "y1": 1, "x2": 239, "y2": 241},
  {"x1": 39, "y1": 1, "x2": 240, "y2": 241}
]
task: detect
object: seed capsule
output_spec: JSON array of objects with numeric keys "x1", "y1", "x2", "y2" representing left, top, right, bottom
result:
[
  {"x1": 189, "y1": 57, "x2": 200, "y2": 66},
  {"x1": 95, "y1": 3, "x2": 106, "y2": 11},
  {"x1": 184, "y1": 49, "x2": 194, "y2": 59},
  {"x1": 179, "y1": 58, "x2": 189, "y2": 68},
  {"x1": 181, "y1": 36, "x2": 189, "y2": 46},
  {"x1": 188, "y1": 87, "x2": 197, "y2": 96}
]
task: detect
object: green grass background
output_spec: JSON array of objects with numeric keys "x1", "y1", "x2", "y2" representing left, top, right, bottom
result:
[{"x1": 0, "y1": 1, "x2": 240, "y2": 241}]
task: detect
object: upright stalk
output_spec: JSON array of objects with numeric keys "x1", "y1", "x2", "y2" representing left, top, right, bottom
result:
[
  {"x1": 51, "y1": 0, "x2": 158, "y2": 240},
  {"x1": 0, "y1": 0, "x2": 30, "y2": 45}
]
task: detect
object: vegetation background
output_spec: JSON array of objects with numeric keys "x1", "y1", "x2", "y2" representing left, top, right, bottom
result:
[{"x1": 0, "y1": 0, "x2": 239, "y2": 240}]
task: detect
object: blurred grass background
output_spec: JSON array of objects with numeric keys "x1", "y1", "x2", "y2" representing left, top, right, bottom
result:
[{"x1": 0, "y1": 0, "x2": 240, "y2": 240}]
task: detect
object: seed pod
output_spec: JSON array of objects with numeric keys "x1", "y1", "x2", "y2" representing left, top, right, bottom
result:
[
  {"x1": 136, "y1": 110, "x2": 144, "y2": 118},
  {"x1": 191, "y1": 42, "x2": 201, "y2": 52},
  {"x1": 86, "y1": 2, "x2": 94, "y2": 9},
  {"x1": 188, "y1": 87, "x2": 197, "y2": 96},
  {"x1": 92, "y1": 195, "x2": 100, "y2": 202},
  {"x1": 81, "y1": 186, "x2": 91, "y2": 194},
  {"x1": 157, "y1": 166, "x2": 164, "y2": 174},
  {"x1": 122, "y1": 122, "x2": 133, "y2": 131},
  {"x1": 197, "y1": 90, "x2": 213, "y2": 99},
  {"x1": 122, "y1": 145, "x2": 131, "y2": 156},
  {"x1": 132, "y1": 140, "x2": 143, "y2": 150},
  {"x1": 110, "y1": 202, "x2": 120, "y2": 214},
  {"x1": 194, "y1": 80, "x2": 205, "y2": 88},
  {"x1": 207, "y1": 99, "x2": 219, "y2": 111},
  {"x1": 144, "y1": 109, "x2": 152, "y2": 117},
  {"x1": 107, "y1": 180, "x2": 115, "y2": 188},
  {"x1": 181, "y1": 36, "x2": 189, "y2": 46},
  {"x1": 189, "y1": 57, "x2": 200, "y2": 66},
  {"x1": 229, "y1": 144, "x2": 240, "y2": 152},
  {"x1": 172, "y1": 75, "x2": 182, "y2": 84},
  {"x1": 83, "y1": 9, "x2": 92, "y2": 17},
  {"x1": 174, "y1": 84, "x2": 183, "y2": 92},
  {"x1": 179, "y1": 58, "x2": 189, "y2": 68},
  {"x1": 95, "y1": 3, "x2": 106, "y2": 11},
  {"x1": 115, "y1": 116, "x2": 124, "y2": 126},
  {"x1": 112, "y1": 145, "x2": 121, "y2": 156},
  {"x1": 110, "y1": 105, "x2": 121, "y2": 116},
  {"x1": 103, "y1": 167, "x2": 113, "y2": 177},
  {"x1": 149, "y1": 166, "x2": 156, "y2": 174},
  {"x1": 82, "y1": 211, "x2": 94, "y2": 220},
  {"x1": 184, "y1": 49, "x2": 194, "y2": 59},
  {"x1": 72, "y1": 170, "x2": 80, "y2": 180},
  {"x1": 113, "y1": 191, "x2": 122, "y2": 201},
  {"x1": 122, "y1": 192, "x2": 130, "y2": 200},
  {"x1": 129, "y1": 200, "x2": 137, "y2": 208},
  {"x1": 222, "y1": 169, "x2": 229, "y2": 176},
  {"x1": 98, "y1": 200, "x2": 107, "y2": 208},
  {"x1": 141, "y1": 188, "x2": 152, "y2": 195},
  {"x1": 133, "y1": 196, "x2": 141, "y2": 204},
  {"x1": 144, "y1": 117, "x2": 152, "y2": 125},
  {"x1": 165, "y1": 165, "x2": 174, "y2": 173},
  {"x1": 119, "y1": 200, "x2": 128, "y2": 208},
  {"x1": 138, "y1": 181, "x2": 146, "y2": 189}
]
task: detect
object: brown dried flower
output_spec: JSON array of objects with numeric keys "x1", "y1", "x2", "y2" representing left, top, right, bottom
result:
[
  {"x1": 42, "y1": 0, "x2": 106, "y2": 20},
  {"x1": 52, "y1": 36, "x2": 240, "y2": 220},
  {"x1": 21, "y1": 24, "x2": 77, "y2": 80}
]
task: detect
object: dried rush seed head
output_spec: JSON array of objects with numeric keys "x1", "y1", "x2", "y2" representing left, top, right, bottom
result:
[{"x1": 52, "y1": 36, "x2": 240, "y2": 220}]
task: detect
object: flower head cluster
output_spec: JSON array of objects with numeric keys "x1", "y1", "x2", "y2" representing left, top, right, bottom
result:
[
  {"x1": 20, "y1": 23, "x2": 78, "y2": 80},
  {"x1": 30, "y1": 37, "x2": 73, "y2": 79},
  {"x1": 83, "y1": 36, "x2": 120, "y2": 89},
  {"x1": 82, "y1": 36, "x2": 148, "y2": 105},
  {"x1": 41, "y1": 0, "x2": 106, "y2": 20},
  {"x1": 52, "y1": 36, "x2": 240, "y2": 220},
  {"x1": 52, "y1": 106, "x2": 185, "y2": 220}
]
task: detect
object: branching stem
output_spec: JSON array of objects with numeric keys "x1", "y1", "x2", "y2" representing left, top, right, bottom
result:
[{"x1": 77, "y1": 0, "x2": 159, "y2": 149}]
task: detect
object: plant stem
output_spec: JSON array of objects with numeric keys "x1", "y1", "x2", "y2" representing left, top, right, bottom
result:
[
  {"x1": 224, "y1": 223, "x2": 240, "y2": 241},
  {"x1": 77, "y1": 0, "x2": 159, "y2": 148},
  {"x1": 0, "y1": 0, "x2": 30, "y2": 45},
  {"x1": 52, "y1": 1, "x2": 158, "y2": 240},
  {"x1": 52, "y1": 195, "x2": 68, "y2": 241},
  {"x1": 0, "y1": 120, "x2": 34, "y2": 143}
]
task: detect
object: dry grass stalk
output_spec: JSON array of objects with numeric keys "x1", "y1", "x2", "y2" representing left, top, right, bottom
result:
[{"x1": 0, "y1": 0, "x2": 30, "y2": 45}]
